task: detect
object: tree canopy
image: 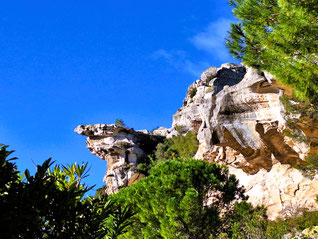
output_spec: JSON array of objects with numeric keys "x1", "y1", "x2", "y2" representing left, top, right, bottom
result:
[
  {"x1": 114, "y1": 158, "x2": 251, "y2": 239},
  {"x1": 226, "y1": 0, "x2": 318, "y2": 102}
]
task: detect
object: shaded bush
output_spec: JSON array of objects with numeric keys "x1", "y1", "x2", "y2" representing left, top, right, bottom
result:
[{"x1": 0, "y1": 144, "x2": 133, "y2": 239}]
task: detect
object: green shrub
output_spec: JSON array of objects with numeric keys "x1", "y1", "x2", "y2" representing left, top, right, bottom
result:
[
  {"x1": 155, "y1": 132, "x2": 199, "y2": 162},
  {"x1": 297, "y1": 154, "x2": 318, "y2": 179},
  {"x1": 0, "y1": 144, "x2": 133, "y2": 239},
  {"x1": 114, "y1": 158, "x2": 247, "y2": 239},
  {"x1": 229, "y1": 201, "x2": 268, "y2": 239},
  {"x1": 280, "y1": 96, "x2": 318, "y2": 121},
  {"x1": 154, "y1": 139, "x2": 176, "y2": 162},
  {"x1": 266, "y1": 210, "x2": 318, "y2": 239}
]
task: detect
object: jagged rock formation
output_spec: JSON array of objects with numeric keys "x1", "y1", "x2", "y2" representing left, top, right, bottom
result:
[
  {"x1": 75, "y1": 124, "x2": 164, "y2": 194},
  {"x1": 75, "y1": 63, "x2": 318, "y2": 219}
]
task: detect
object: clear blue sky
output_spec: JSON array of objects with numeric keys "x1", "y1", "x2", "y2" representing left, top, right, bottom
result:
[{"x1": 0, "y1": 0, "x2": 237, "y2": 195}]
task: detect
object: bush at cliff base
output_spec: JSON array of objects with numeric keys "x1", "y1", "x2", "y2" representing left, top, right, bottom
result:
[
  {"x1": 0, "y1": 144, "x2": 133, "y2": 239},
  {"x1": 114, "y1": 158, "x2": 268, "y2": 239}
]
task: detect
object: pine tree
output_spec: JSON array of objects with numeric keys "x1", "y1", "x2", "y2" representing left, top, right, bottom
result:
[
  {"x1": 114, "y1": 158, "x2": 248, "y2": 239},
  {"x1": 226, "y1": 0, "x2": 318, "y2": 103}
]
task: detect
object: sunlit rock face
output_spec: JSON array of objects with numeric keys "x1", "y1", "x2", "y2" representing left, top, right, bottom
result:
[
  {"x1": 75, "y1": 63, "x2": 318, "y2": 219},
  {"x1": 75, "y1": 124, "x2": 164, "y2": 194},
  {"x1": 170, "y1": 63, "x2": 318, "y2": 219}
]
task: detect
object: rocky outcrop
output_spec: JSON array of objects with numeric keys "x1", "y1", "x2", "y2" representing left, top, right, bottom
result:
[
  {"x1": 76, "y1": 63, "x2": 318, "y2": 219},
  {"x1": 168, "y1": 63, "x2": 318, "y2": 219},
  {"x1": 171, "y1": 64, "x2": 308, "y2": 171},
  {"x1": 75, "y1": 124, "x2": 164, "y2": 194}
]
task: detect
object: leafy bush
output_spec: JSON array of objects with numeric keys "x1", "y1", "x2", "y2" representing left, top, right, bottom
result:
[
  {"x1": 114, "y1": 158, "x2": 247, "y2": 239},
  {"x1": 297, "y1": 154, "x2": 318, "y2": 179},
  {"x1": 228, "y1": 201, "x2": 268, "y2": 239},
  {"x1": 155, "y1": 132, "x2": 199, "y2": 162},
  {"x1": 137, "y1": 132, "x2": 199, "y2": 175},
  {"x1": 0, "y1": 144, "x2": 133, "y2": 239},
  {"x1": 266, "y1": 210, "x2": 318, "y2": 239}
]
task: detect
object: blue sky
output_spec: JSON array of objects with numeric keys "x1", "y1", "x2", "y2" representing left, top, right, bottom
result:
[{"x1": 0, "y1": 0, "x2": 238, "y2": 194}]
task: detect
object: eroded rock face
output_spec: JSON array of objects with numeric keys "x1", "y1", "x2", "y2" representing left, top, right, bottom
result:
[
  {"x1": 75, "y1": 63, "x2": 317, "y2": 219},
  {"x1": 75, "y1": 124, "x2": 164, "y2": 194},
  {"x1": 170, "y1": 63, "x2": 317, "y2": 219}
]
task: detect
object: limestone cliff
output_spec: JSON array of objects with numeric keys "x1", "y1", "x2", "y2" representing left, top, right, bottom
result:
[
  {"x1": 75, "y1": 63, "x2": 318, "y2": 219},
  {"x1": 75, "y1": 124, "x2": 164, "y2": 194}
]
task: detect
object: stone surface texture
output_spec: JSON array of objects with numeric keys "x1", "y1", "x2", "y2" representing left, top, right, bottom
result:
[
  {"x1": 75, "y1": 63, "x2": 318, "y2": 219},
  {"x1": 75, "y1": 124, "x2": 164, "y2": 194}
]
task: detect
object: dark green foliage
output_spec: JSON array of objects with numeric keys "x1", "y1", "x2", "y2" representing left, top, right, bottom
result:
[
  {"x1": 0, "y1": 144, "x2": 133, "y2": 239},
  {"x1": 228, "y1": 202, "x2": 268, "y2": 239},
  {"x1": 284, "y1": 122, "x2": 308, "y2": 144},
  {"x1": 137, "y1": 132, "x2": 199, "y2": 175},
  {"x1": 114, "y1": 158, "x2": 247, "y2": 239},
  {"x1": 266, "y1": 210, "x2": 318, "y2": 239},
  {"x1": 227, "y1": 0, "x2": 318, "y2": 102},
  {"x1": 205, "y1": 76, "x2": 214, "y2": 85},
  {"x1": 0, "y1": 144, "x2": 19, "y2": 196},
  {"x1": 155, "y1": 132, "x2": 199, "y2": 162},
  {"x1": 155, "y1": 137, "x2": 177, "y2": 161},
  {"x1": 297, "y1": 154, "x2": 318, "y2": 179},
  {"x1": 98, "y1": 205, "x2": 135, "y2": 239}
]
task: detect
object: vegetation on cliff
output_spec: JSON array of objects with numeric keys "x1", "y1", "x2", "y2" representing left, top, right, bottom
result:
[
  {"x1": 266, "y1": 210, "x2": 318, "y2": 239},
  {"x1": 155, "y1": 132, "x2": 199, "y2": 161},
  {"x1": 280, "y1": 95, "x2": 318, "y2": 177},
  {"x1": 137, "y1": 132, "x2": 199, "y2": 175}
]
